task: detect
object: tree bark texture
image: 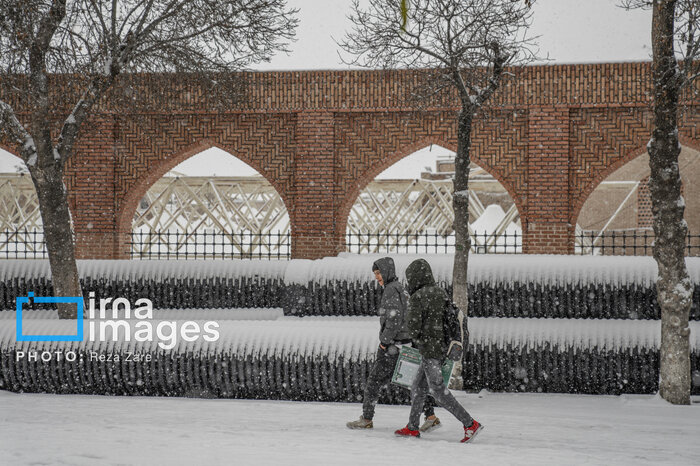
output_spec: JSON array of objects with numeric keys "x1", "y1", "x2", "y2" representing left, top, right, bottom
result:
[
  {"x1": 30, "y1": 162, "x2": 82, "y2": 319},
  {"x1": 449, "y1": 108, "x2": 474, "y2": 390},
  {"x1": 649, "y1": 0, "x2": 692, "y2": 405},
  {"x1": 452, "y1": 108, "x2": 473, "y2": 313}
]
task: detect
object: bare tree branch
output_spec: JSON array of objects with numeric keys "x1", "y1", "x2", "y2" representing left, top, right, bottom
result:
[
  {"x1": 2, "y1": 0, "x2": 299, "y2": 164},
  {"x1": 341, "y1": 1, "x2": 538, "y2": 390},
  {"x1": 0, "y1": 0, "x2": 298, "y2": 318},
  {"x1": 0, "y1": 99, "x2": 35, "y2": 161},
  {"x1": 621, "y1": 0, "x2": 700, "y2": 91},
  {"x1": 339, "y1": 0, "x2": 537, "y2": 109}
]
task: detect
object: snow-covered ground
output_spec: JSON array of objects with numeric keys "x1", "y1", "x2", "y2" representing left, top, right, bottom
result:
[{"x1": 1, "y1": 390, "x2": 698, "y2": 466}]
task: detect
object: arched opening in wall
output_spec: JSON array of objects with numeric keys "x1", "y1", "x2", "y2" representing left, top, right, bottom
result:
[
  {"x1": 576, "y1": 145, "x2": 700, "y2": 256},
  {"x1": 346, "y1": 145, "x2": 521, "y2": 254},
  {"x1": 131, "y1": 147, "x2": 290, "y2": 259},
  {"x1": 0, "y1": 148, "x2": 45, "y2": 258}
]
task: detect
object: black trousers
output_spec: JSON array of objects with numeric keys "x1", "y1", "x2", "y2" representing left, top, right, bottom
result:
[
  {"x1": 407, "y1": 358, "x2": 473, "y2": 431},
  {"x1": 362, "y1": 345, "x2": 435, "y2": 420}
]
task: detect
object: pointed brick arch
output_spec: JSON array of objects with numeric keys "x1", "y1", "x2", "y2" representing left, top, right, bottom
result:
[
  {"x1": 114, "y1": 113, "x2": 296, "y2": 206},
  {"x1": 570, "y1": 120, "x2": 700, "y2": 228},
  {"x1": 336, "y1": 138, "x2": 524, "y2": 238},
  {"x1": 114, "y1": 119, "x2": 296, "y2": 258},
  {"x1": 333, "y1": 110, "x2": 528, "y2": 239},
  {"x1": 3, "y1": 64, "x2": 697, "y2": 258}
]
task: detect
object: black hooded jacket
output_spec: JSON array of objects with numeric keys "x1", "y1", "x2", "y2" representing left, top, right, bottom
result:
[
  {"x1": 373, "y1": 257, "x2": 411, "y2": 345},
  {"x1": 406, "y1": 258, "x2": 448, "y2": 360}
]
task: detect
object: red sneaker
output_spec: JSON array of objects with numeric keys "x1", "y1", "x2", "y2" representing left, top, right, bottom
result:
[
  {"x1": 394, "y1": 426, "x2": 420, "y2": 438},
  {"x1": 461, "y1": 420, "x2": 483, "y2": 443}
]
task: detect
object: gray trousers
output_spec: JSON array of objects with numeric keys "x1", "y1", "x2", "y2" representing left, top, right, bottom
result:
[
  {"x1": 408, "y1": 358, "x2": 473, "y2": 431},
  {"x1": 363, "y1": 346, "x2": 435, "y2": 420}
]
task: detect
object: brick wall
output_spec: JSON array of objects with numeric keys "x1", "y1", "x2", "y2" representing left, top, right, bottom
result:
[
  {"x1": 2, "y1": 64, "x2": 698, "y2": 259},
  {"x1": 522, "y1": 106, "x2": 572, "y2": 253},
  {"x1": 291, "y1": 112, "x2": 344, "y2": 259}
]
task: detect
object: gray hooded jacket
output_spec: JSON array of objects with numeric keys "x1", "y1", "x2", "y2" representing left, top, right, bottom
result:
[{"x1": 373, "y1": 257, "x2": 411, "y2": 345}]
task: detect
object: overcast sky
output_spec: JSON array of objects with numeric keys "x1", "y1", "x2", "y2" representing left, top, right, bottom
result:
[
  {"x1": 256, "y1": 0, "x2": 652, "y2": 70},
  {"x1": 0, "y1": 0, "x2": 652, "y2": 177}
]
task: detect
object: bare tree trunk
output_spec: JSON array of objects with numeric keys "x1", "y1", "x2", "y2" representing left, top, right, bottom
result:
[
  {"x1": 30, "y1": 160, "x2": 82, "y2": 319},
  {"x1": 452, "y1": 107, "x2": 473, "y2": 312},
  {"x1": 451, "y1": 107, "x2": 473, "y2": 390},
  {"x1": 1, "y1": 0, "x2": 296, "y2": 321},
  {"x1": 649, "y1": 0, "x2": 692, "y2": 405}
]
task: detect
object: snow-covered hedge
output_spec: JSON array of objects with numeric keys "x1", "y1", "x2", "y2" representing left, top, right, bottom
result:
[
  {"x1": 1, "y1": 317, "x2": 698, "y2": 398},
  {"x1": 284, "y1": 255, "x2": 700, "y2": 320},
  {"x1": 3, "y1": 255, "x2": 698, "y2": 286},
  {"x1": 2, "y1": 256, "x2": 699, "y2": 319},
  {"x1": 0, "y1": 308, "x2": 285, "y2": 321},
  {"x1": 0, "y1": 259, "x2": 286, "y2": 311},
  {"x1": 308, "y1": 254, "x2": 700, "y2": 286},
  {"x1": 0, "y1": 259, "x2": 288, "y2": 281}
]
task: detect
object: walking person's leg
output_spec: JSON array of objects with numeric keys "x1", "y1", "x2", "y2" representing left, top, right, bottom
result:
[
  {"x1": 348, "y1": 346, "x2": 398, "y2": 428},
  {"x1": 420, "y1": 395, "x2": 441, "y2": 432},
  {"x1": 421, "y1": 358, "x2": 484, "y2": 442},
  {"x1": 407, "y1": 362, "x2": 430, "y2": 431},
  {"x1": 362, "y1": 347, "x2": 399, "y2": 420},
  {"x1": 422, "y1": 358, "x2": 473, "y2": 426},
  {"x1": 423, "y1": 396, "x2": 435, "y2": 417},
  {"x1": 394, "y1": 361, "x2": 429, "y2": 437},
  {"x1": 405, "y1": 344, "x2": 437, "y2": 427}
]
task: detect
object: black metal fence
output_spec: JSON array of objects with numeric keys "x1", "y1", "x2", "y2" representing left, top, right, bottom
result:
[
  {"x1": 0, "y1": 229, "x2": 47, "y2": 259},
  {"x1": 345, "y1": 231, "x2": 522, "y2": 254},
  {"x1": 129, "y1": 230, "x2": 291, "y2": 259},
  {"x1": 3, "y1": 228, "x2": 700, "y2": 259},
  {"x1": 576, "y1": 230, "x2": 700, "y2": 256}
]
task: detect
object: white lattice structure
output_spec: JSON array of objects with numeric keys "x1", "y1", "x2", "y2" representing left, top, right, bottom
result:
[
  {"x1": 0, "y1": 174, "x2": 46, "y2": 257},
  {"x1": 575, "y1": 181, "x2": 642, "y2": 255},
  {"x1": 347, "y1": 177, "x2": 521, "y2": 254},
  {"x1": 132, "y1": 176, "x2": 289, "y2": 258},
  {"x1": 0, "y1": 174, "x2": 41, "y2": 231},
  {"x1": 0, "y1": 170, "x2": 646, "y2": 258}
]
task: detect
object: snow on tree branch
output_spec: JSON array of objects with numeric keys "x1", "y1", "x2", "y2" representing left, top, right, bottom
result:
[{"x1": 0, "y1": 99, "x2": 36, "y2": 162}]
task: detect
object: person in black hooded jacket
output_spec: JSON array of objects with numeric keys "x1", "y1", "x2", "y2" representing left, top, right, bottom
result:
[
  {"x1": 347, "y1": 257, "x2": 439, "y2": 431},
  {"x1": 394, "y1": 258, "x2": 484, "y2": 443}
]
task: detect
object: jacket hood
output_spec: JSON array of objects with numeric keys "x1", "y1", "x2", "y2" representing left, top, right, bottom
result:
[
  {"x1": 405, "y1": 258, "x2": 436, "y2": 295},
  {"x1": 373, "y1": 257, "x2": 397, "y2": 284}
]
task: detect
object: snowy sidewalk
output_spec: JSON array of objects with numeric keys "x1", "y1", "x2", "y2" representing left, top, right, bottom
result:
[{"x1": 1, "y1": 391, "x2": 699, "y2": 465}]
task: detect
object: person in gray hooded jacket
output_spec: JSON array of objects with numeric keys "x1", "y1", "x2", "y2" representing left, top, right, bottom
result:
[{"x1": 347, "y1": 257, "x2": 439, "y2": 431}]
